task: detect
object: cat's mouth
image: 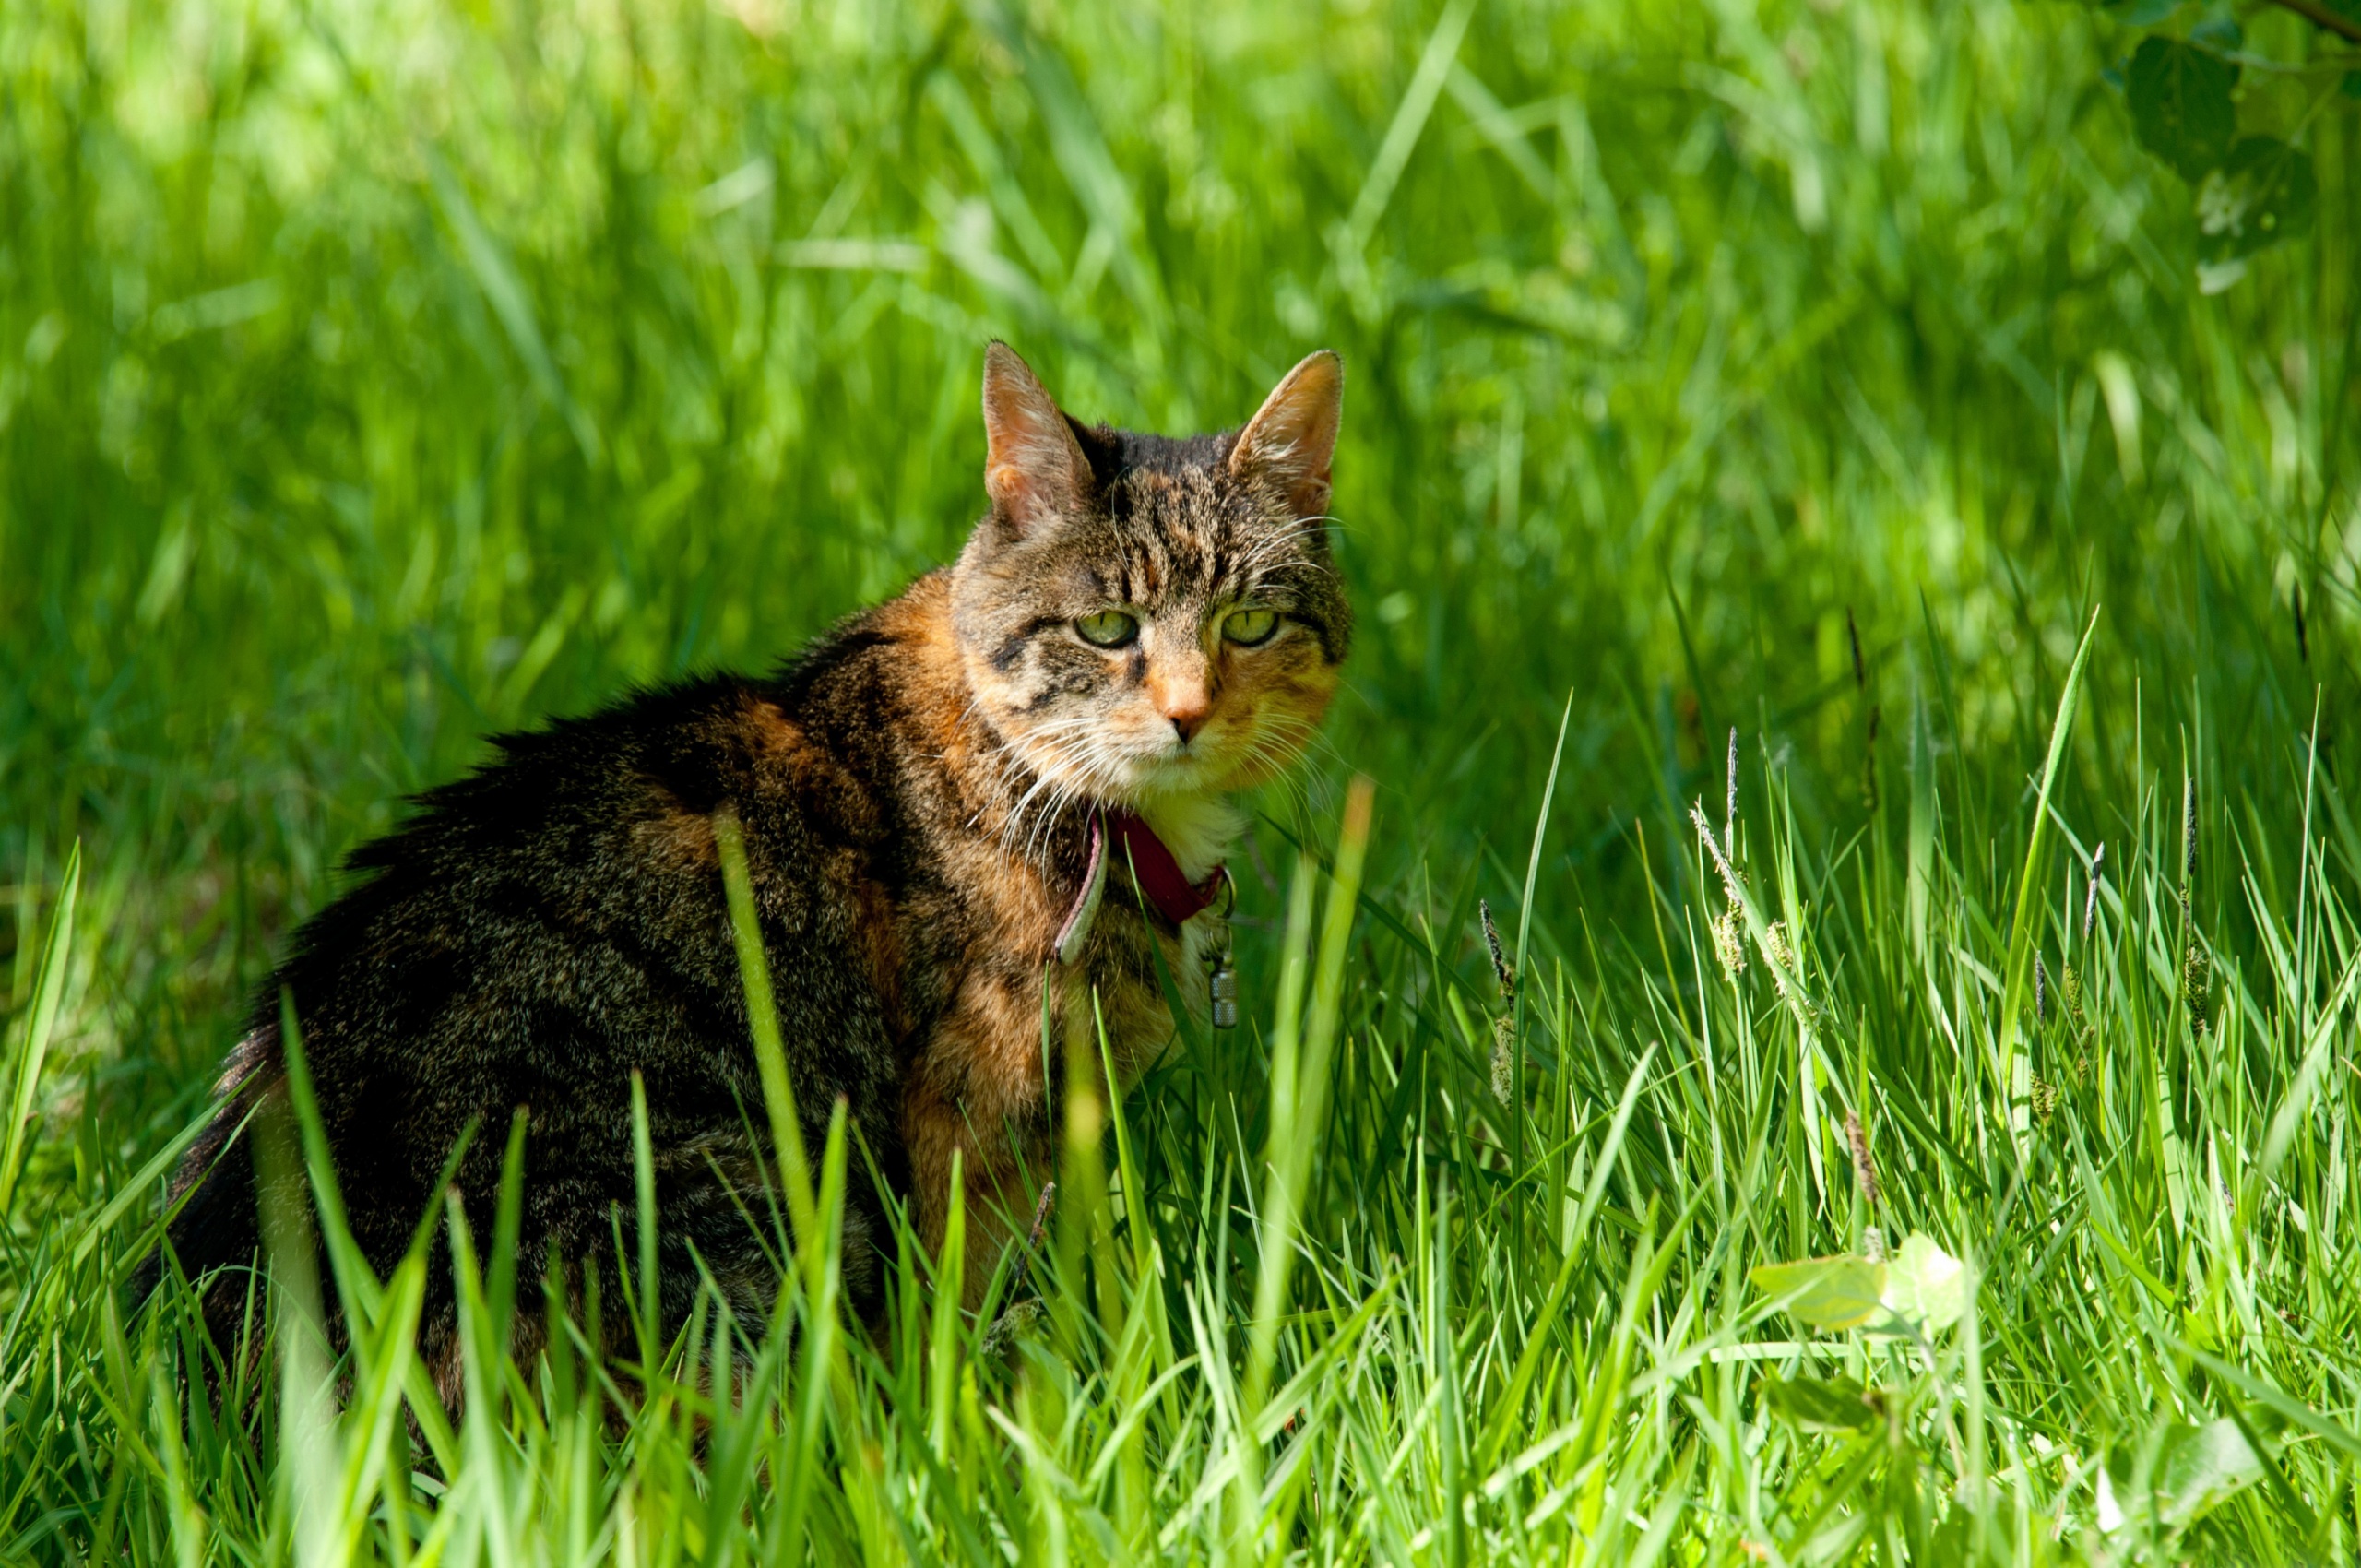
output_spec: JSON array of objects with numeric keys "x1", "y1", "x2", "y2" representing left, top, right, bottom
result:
[
  {"x1": 1087, "y1": 742, "x2": 1227, "y2": 802},
  {"x1": 1117, "y1": 719, "x2": 1311, "y2": 805},
  {"x1": 1010, "y1": 723, "x2": 1240, "y2": 808},
  {"x1": 1133, "y1": 743, "x2": 1220, "y2": 789}
]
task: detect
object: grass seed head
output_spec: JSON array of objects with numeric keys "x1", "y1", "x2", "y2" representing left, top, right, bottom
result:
[
  {"x1": 2182, "y1": 778, "x2": 2198, "y2": 892},
  {"x1": 1689, "y1": 800, "x2": 1745, "y2": 907},
  {"x1": 2035, "y1": 953, "x2": 2047, "y2": 1026},
  {"x1": 2082, "y1": 844, "x2": 2104, "y2": 944},
  {"x1": 1711, "y1": 907, "x2": 1747, "y2": 977},
  {"x1": 1845, "y1": 1108, "x2": 1879, "y2": 1210},
  {"x1": 1478, "y1": 897, "x2": 1514, "y2": 1003},
  {"x1": 1861, "y1": 703, "x2": 1881, "y2": 812},
  {"x1": 1763, "y1": 921, "x2": 1797, "y2": 999},
  {"x1": 1725, "y1": 727, "x2": 1739, "y2": 857},
  {"x1": 2183, "y1": 940, "x2": 2211, "y2": 1031}
]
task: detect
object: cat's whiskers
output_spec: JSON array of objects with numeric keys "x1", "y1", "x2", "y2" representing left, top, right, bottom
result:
[
  {"x1": 1003, "y1": 752, "x2": 1087, "y2": 861},
  {"x1": 953, "y1": 686, "x2": 1063, "y2": 848},
  {"x1": 1027, "y1": 742, "x2": 1144, "y2": 861},
  {"x1": 991, "y1": 715, "x2": 1142, "y2": 864},
  {"x1": 976, "y1": 731, "x2": 1061, "y2": 857},
  {"x1": 1233, "y1": 709, "x2": 1330, "y2": 798}
]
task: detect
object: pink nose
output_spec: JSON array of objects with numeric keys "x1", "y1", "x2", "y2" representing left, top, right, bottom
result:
[{"x1": 1166, "y1": 703, "x2": 1209, "y2": 743}]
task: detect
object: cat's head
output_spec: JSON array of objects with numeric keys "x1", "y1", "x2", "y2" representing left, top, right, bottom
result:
[{"x1": 950, "y1": 343, "x2": 1349, "y2": 813}]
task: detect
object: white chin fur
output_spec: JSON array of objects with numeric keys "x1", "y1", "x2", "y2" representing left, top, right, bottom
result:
[
  {"x1": 1132, "y1": 792, "x2": 1244, "y2": 884},
  {"x1": 1012, "y1": 731, "x2": 1245, "y2": 880}
]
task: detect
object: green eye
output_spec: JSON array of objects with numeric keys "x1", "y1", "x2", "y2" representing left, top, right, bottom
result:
[
  {"x1": 1076, "y1": 609, "x2": 1139, "y2": 647},
  {"x1": 1223, "y1": 607, "x2": 1278, "y2": 646}
]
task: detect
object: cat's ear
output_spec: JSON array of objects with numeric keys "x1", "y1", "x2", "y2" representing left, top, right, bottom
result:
[
  {"x1": 981, "y1": 341, "x2": 1094, "y2": 537},
  {"x1": 1229, "y1": 350, "x2": 1343, "y2": 520}
]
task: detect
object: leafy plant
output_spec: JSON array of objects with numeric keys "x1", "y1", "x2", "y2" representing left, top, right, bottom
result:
[
  {"x1": 2096, "y1": 1420, "x2": 2271, "y2": 1547},
  {"x1": 1749, "y1": 1234, "x2": 1967, "y2": 1339},
  {"x1": 2108, "y1": 0, "x2": 2355, "y2": 286}
]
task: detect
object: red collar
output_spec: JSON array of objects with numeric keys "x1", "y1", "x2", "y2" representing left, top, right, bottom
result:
[
  {"x1": 1051, "y1": 807, "x2": 1227, "y2": 963},
  {"x1": 1109, "y1": 809, "x2": 1227, "y2": 924}
]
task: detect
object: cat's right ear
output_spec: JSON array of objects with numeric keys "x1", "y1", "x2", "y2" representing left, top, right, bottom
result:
[
  {"x1": 1230, "y1": 350, "x2": 1343, "y2": 521},
  {"x1": 981, "y1": 342, "x2": 1094, "y2": 538}
]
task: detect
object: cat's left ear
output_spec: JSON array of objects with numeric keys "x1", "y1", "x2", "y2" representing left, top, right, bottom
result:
[
  {"x1": 982, "y1": 341, "x2": 1096, "y2": 538},
  {"x1": 1230, "y1": 350, "x2": 1343, "y2": 521}
]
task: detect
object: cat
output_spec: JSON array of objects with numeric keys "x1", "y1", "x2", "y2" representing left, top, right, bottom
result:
[{"x1": 148, "y1": 343, "x2": 1349, "y2": 1397}]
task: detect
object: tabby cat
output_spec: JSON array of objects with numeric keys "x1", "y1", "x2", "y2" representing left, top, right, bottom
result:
[{"x1": 154, "y1": 344, "x2": 1349, "y2": 1393}]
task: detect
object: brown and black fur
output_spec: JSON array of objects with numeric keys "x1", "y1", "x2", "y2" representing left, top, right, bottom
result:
[{"x1": 149, "y1": 344, "x2": 1350, "y2": 1391}]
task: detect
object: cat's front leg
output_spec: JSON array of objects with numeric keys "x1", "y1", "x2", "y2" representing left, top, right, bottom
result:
[{"x1": 902, "y1": 956, "x2": 1077, "y2": 1309}]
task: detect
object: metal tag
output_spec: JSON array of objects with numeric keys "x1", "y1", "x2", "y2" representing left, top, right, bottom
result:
[
  {"x1": 1206, "y1": 933, "x2": 1239, "y2": 1030},
  {"x1": 1208, "y1": 949, "x2": 1246, "y2": 1034}
]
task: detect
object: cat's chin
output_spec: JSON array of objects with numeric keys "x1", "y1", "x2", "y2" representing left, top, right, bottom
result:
[
  {"x1": 1005, "y1": 732, "x2": 1242, "y2": 807},
  {"x1": 1109, "y1": 750, "x2": 1250, "y2": 805}
]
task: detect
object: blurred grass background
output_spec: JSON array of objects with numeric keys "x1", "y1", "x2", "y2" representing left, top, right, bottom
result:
[
  {"x1": 1, "y1": 0, "x2": 2349, "y2": 1033},
  {"x1": 7, "y1": 0, "x2": 2349, "y2": 1040},
  {"x1": 5, "y1": 0, "x2": 2361, "y2": 1558}
]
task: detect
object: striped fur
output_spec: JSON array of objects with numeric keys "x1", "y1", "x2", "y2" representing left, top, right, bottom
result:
[{"x1": 149, "y1": 344, "x2": 1349, "y2": 1373}]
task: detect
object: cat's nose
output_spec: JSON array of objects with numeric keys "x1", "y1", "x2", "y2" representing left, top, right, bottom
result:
[
  {"x1": 1148, "y1": 661, "x2": 1213, "y2": 744},
  {"x1": 1165, "y1": 701, "x2": 1210, "y2": 744}
]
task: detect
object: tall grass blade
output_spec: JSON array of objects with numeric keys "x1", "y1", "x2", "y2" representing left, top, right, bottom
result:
[
  {"x1": 1999, "y1": 607, "x2": 2101, "y2": 1143},
  {"x1": 1238, "y1": 776, "x2": 1374, "y2": 1533},
  {"x1": 1340, "y1": 0, "x2": 1477, "y2": 257},
  {"x1": 714, "y1": 806, "x2": 819, "y2": 1265},
  {"x1": 1, "y1": 838, "x2": 78, "y2": 1214}
]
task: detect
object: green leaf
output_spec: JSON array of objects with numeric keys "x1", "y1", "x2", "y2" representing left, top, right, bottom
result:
[
  {"x1": 2197, "y1": 137, "x2": 2318, "y2": 262},
  {"x1": 1750, "y1": 1255, "x2": 1888, "y2": 1330},
  {"x1": 1880, "y1": 1233, "x2": 1968, "y2": 1333},
  {"x1": 1762, "y1": 1374, "x2": 1884, "y2": 1432},
  {"x1": 2107, "y1": 1420, "x2": 2266, "y2": 1532},
  {"x1": 2106, "y1": 1417, "x2": 2266, "y2": 1530},
  {"x1": 2126, "y1": 38, "x2": 2237, "y2": 180},
  {"x1": 2157, "y1": 1420, "x2": 2263, "y2": 1527}
]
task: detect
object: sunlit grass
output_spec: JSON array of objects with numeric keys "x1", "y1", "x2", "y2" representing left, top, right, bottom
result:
[{"x1": 4, "y1": 0, "x2": 2359, "y2": 1559}]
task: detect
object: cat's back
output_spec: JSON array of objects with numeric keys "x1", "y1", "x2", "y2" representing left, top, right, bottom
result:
[
  {"x1": 265, "y1": 580, "x2": 963, "y2": 1223},
  {"x1": 286, "y1": 668, "x2": 790, "y2": 1018},
  {"x1": 159, "y1": 577, "x2": 966, "y2": 1347},
  {"x1": 285, "y1": 577, "x2": 967, "y2": 1036}
]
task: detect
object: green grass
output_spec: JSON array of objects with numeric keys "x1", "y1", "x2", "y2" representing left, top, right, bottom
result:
[{"x1": 5, "y1": 0, "x2": 2361, "y2": 1559}]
